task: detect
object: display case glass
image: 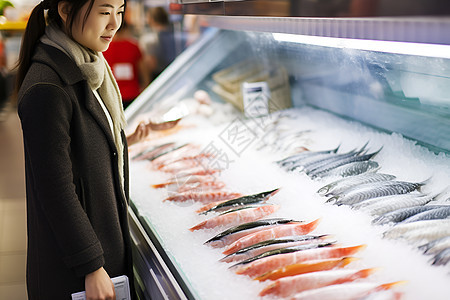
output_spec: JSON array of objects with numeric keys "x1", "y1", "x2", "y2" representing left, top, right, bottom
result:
[{"x1": 126, "y1": 16, "x2": 450, "y2": 300}]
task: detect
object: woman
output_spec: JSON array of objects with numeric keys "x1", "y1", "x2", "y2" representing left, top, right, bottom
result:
[{"x1": 15, "y1": 0, "x2": 149, "y2": 298}]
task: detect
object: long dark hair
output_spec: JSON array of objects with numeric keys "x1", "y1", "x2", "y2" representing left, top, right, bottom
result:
[{"x1": 14, "y1": 0, "x2": 95, "y2": 96}]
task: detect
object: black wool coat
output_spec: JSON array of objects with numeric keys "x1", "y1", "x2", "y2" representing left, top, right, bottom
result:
[{"x1": 18, "y1": 43, "x2": 133, "y2": 299}]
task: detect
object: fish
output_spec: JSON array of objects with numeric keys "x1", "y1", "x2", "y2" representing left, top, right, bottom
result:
[
  {"x1": 320, "y1": 161, "x2": 380, "y2": 178},
  {"x1": 318, "y1": 173, "x2": 396, "y2": 196},
  {"x1": 307, "y1": 148, "x2": 382, "y2": 178},
  {"x1": 131, "y1": 142, "x2": 175, "y2": 161},
  {"x1": 198, "y1": 188, "x2": 280, "y2": 215},
  {"x1": 419, "y1": 236, "x2": 450, "y2": 255},
  {"x1": 327, "y1": 180, "x2": 428, "y2": 206},
  {"x1": 234, "y1": 244, "x2": 366, "y2": 278},
  {"x1": 277, "y1": 146, "x2": 340, "y2": 169},
  {"x1": 383, "y1": 219, "x2": 450, "y2": 242},
  {"x1": 372, "y1": 205, "x2": 446, "y2": 225},
  {"x1": 400, "y1": 205, "x2": 450, "y2": 223},
  {"x1": 297, "y1": 148, "x2": 362, "y2": 173},
  {"x1": 229, "y1": 242, "x2": 335, "y2": 269},
  {"x1": 147, "y1": 143, "x2": 190, "y2": 162},
  {"x1": 289, "y1": 281, "x2": 405, "y2": 300},
  {"x1": 152, "y1": 174, "x2": 216, "y2": 189},
  {"x1": 177, "y1": 180, "x2": 226, "y2": 193},
  {"x1": 220, "y1": 235, "x2": 330, "y2": 263},
  {"x1": 205, "y1": 218, "x2": 302, "y2": 248},
  {"x1": 189, "y1": 204, "x2": 280, "y2": 231},
  {"x1": 431, "y1": 247, "x2": 450, "y2": 266},
  {"x1": 259, "y1": 267, "x2": 377, "y2": 297},
  {"x1": 359, "y1": 194, "x2": 437, "y2": 217},
  {"x1": 223, "y1": 219, "x2": 321, "y2": 255},
  {"x1": 164, "y1": 191, "x2": 242, "y2": 203},
  {"x1": 154, "y1": 152, "x2": 214, "y2": 170}
]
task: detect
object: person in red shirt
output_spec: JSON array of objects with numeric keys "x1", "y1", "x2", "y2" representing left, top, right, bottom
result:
[{"x1": 104, "y1": 21, "x2": 150, "y2": 108}]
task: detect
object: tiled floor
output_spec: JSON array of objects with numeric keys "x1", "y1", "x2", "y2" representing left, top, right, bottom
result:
[{"x1": 0, "y1": 104, "x2": 28, "y2": 300}]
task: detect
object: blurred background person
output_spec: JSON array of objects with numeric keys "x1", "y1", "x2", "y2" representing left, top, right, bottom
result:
[
  {"x1": 139, "y1": 6, "x2": 185, "y2": 82},
  {"x1": 104, "y1": 21, "x2": 150, "y2": 109}
]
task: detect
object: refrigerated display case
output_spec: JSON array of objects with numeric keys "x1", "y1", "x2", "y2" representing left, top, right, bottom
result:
[{"x1": 125, "y1": 2, "x2": 450, "y2": 299}]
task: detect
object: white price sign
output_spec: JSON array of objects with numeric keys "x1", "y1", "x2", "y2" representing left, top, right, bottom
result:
[{"x1": 243, "y1": 81, "x2": 271, "y2": 118}]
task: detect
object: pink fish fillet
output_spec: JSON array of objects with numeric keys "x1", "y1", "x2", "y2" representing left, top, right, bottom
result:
[
  {"x1": 164, "y1": 191, "x2": 242, "y2": 203},
  {"x1": 235, "y1": 244, "x2": 366, "y2": 278},
  {"x1": 177, "y1": 180, "x2": 226, "y2": 193},
  {"x1": 260, "y1": 268, "x2": 378, "y2": 297},
  {"x1": 289, "y1": 281, "x2": 404, "y2": 300},
  {"x1": 189, "y1": 205, "x2": 280, "y2": 231},
  {"x1": 223, "y1": 219, "x2": 320, "y2": 255}
]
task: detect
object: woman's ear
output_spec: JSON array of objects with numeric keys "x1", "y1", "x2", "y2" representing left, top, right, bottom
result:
[{"x1": 58, "y1": 1, "x2": 71, "y2": 24}]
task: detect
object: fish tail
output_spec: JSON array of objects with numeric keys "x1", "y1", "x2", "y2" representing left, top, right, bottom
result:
[
  {"x1": 152, "y1": 181, "x2": 175, "y2": 188},
  {"x1": 342, "y1": 244, "x2": 367, "y2": 256},
  {"x1": 337, "y1": 256, "x2": 360, "y2": 268},
  {"x1": 376, "y1": 281, "x2": 408, "y2": 291},
  {"x1": 259, "y1": 281, "x2": 280, "y2": 297},
  {"x1": 353, "y1": 267, "x2": 380, "y2": 279},
  {"x1": 189, "y1": 221, "x2": 207, "y2": 231},
  {"x1": 304, "y1": 218, "x2": 321, "y2": 233}
]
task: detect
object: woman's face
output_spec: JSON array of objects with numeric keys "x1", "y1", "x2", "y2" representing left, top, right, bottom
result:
[{"x1": 71, "y1": 0, "x2": 125, "y2": 52}]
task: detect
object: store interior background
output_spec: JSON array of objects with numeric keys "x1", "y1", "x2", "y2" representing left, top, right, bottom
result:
[{"x1": 0, "y1": 0, "x2": 198, "y2": 298}]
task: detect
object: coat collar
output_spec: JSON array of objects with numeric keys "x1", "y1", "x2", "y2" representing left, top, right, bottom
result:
[{"x1": 34, "y1": 43, "x2": 117, "y2": 152}]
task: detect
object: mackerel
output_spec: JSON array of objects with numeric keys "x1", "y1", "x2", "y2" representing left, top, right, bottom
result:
[
  {"x1": 400, "y1": 205, "x2": 450, "y2": 223},
  {"x1": 419, "y1": 236, "x2": 450, "y2": 255},
  {"x1": 358, "y1": 194, "x2": 437, "y2": 216},
  {"x1": 318, "y1": 173, "x2": 396, "y2": 196},
  {"x1": 320, "y1": 161, "x2": 380, "y2": 178},
  {"x1": 372, "y1": 205, "x2": 446, "y2": 225}
]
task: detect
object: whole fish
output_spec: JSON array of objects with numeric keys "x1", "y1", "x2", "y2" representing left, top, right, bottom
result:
[
  {"x1": 308, "y1": 148, "x2": 382, "y2": 178},
  {"x1": 358, "y1": 194, "x2": 437, "y2": 217},
  {"x1": 298, "y1": 149, "x2": 361, "y2": 174},
  {"x1": 259, "y1": 268, "x2": 377, "y2": 297},
  {"x1": 419, "y1": 236, "x2": 450, "y2": 255},
  {"x1": 132, "y1": 142, "x2": 175, "y2": 161},
  {"x1": 234, "y1": 244, "x2": 366, "y2": 278},
  {"x1": 318, "y1": 173, "x2": 396, "y2": 196},
  {"x1": 277, "y1": 146, "x2": 340, "y2": 169},
  {"x1": 205, "y1": 218, "x2": 301, "y2": 248},
  {"x1": 319, "y1": 160, "x2": 380, "y2": 178},
  {"x1": 383, "y1": 219, "x2": 450, "y2": 241},
  {"x1": 372, "y1": 205, "x2": 445, "y2": 225},
  {"x1": 189, "y1": 204, "x2": 280, "y2": 231},
  {"x1": 400, "y1": 205, "x2": 450, "y2": 223},
  {"x1": 431, "y1": 247, "x2": 450, "y2": 266},
  {"x1": 220, "y1": 235, "x2": 329, "y2": 263},
  {"x1": 327, "y1": 180, "x2": 427, "y2": 206},
  {"x1": 223, "y1": 219, "x2": 321, "y2": 255},
  {"x1": 199, "y1": 188, "x2": 280, "y2": 215},
  {"x1": 289, "y1": 281, "x2": 404, "y2": 300},
  {"x1": 230, "y1": 242, "x2": 334, "y2": 269}
]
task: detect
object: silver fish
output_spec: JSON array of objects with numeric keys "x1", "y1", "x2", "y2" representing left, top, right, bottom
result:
[
  {"x1": 318, "y1": 173, "x2": 396, "y2": 196},
  {"x1": 358, "y1": 194, "x2": 437, "y2": 216},
  {"x1": 383, "y1": 219, "x2": 450, "y2": 242},
  {"x1": 327, "y1": 180, "x2": 428, "y2": 206},
  {"x1": 419, "y1": 236, "x2": 450, "y2": 255},
  {"x1": 320, "y1": 161, "x2": 380, "y2": 178},
  {"x1": 276, "y1": 146, "x2": 339, "y2": 168},
  {"x1": 400, "y1": 206, "x2": 450, "y2": 223},
  {"x1": 308, "y1": 148, "x2": 382, "y2": 178},
  {"x1": 372, "y1": 205, "x2": 446, "y2": 225}
]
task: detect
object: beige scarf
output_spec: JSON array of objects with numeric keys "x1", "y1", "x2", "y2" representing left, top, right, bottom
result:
[{"x1": 41, "y1": 23, "x2": 126, "y2": 192}]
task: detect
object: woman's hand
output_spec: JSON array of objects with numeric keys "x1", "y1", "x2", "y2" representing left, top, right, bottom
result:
[
  {"x1": 85, "y1": 267, "x2": 116, "y2": 300},
  {"x1": 127, "y1": 121, "x2": 152, "y2": 146}
]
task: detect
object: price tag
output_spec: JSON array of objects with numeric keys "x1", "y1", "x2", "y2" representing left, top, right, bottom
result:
[{"x1": 242, "y1": 81, "x2": 271, "y2": 118}]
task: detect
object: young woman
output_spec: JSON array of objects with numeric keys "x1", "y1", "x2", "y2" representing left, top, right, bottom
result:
[{"x1": 15, "y1": 0, "x2": 149, "y2": 298}]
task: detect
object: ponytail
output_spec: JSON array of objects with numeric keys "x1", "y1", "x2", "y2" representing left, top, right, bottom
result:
[{"x1": 14, "y1": 2, "x2": 47, "y2": 97}]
